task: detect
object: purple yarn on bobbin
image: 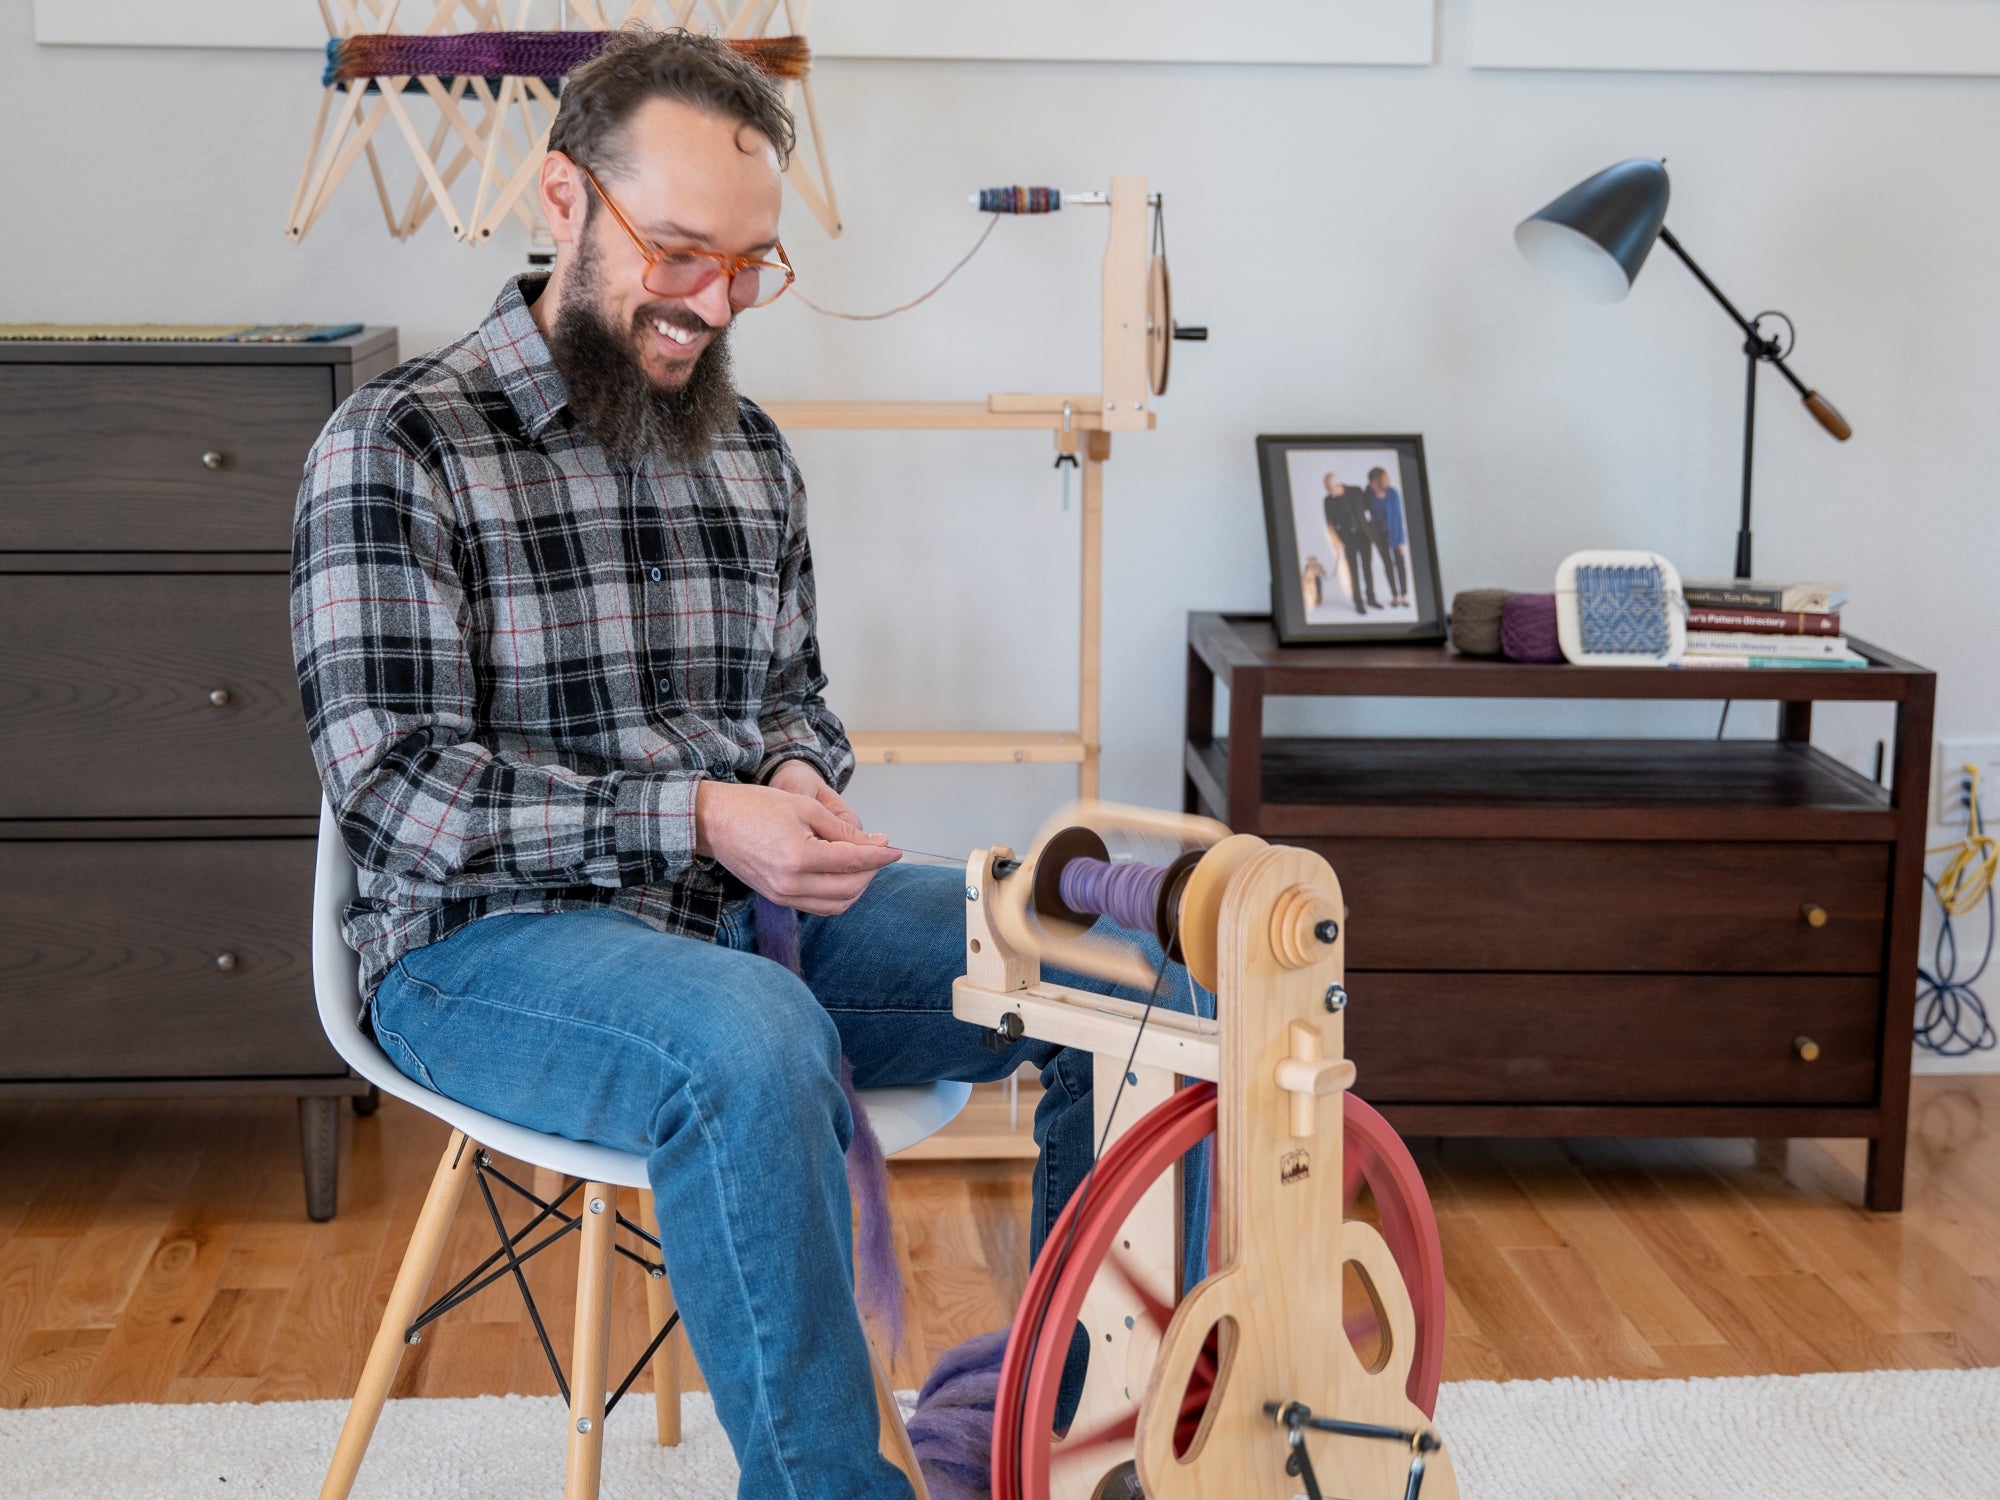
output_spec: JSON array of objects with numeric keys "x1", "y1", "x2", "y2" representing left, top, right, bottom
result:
[
  {"x1": 1500, "y1": 591, "x2": 1566, "y2": 663},
  {"x1": 1057, "y1": 857, "x2": 1167, "y2": 936}
]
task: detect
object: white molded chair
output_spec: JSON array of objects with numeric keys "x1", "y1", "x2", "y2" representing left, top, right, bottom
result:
[{"x1": 312, "y1": 796, "x2": 965, "y2": 1500}]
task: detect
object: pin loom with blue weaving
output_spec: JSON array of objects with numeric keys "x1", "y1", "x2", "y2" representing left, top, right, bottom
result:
[{"x1": 1553, "y1": 550, "x2": 1686, "y2": 666}]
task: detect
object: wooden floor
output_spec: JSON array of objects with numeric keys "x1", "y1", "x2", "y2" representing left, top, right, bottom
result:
[{"x1": 4, "y1": 1075, "x2": 2000, "y2": 1409}]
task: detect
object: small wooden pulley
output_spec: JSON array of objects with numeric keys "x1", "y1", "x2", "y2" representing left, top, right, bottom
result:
[{"x1": 1147, "y1": 252, "x2": 1208, "y2": 397}]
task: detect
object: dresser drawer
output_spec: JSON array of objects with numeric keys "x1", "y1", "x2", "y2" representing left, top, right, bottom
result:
[
  {"x1": 1309, "y1": 838, "x2": 1888, "y2": 974},
  {"x1": 0, "y1": 839, "x2": 340, "y2": 1079},
  {"x1": 0, "y1": 573, "x2": 320, "y2": 817},
  {"x1": 1344, "y1": 972, "x2": 1879, "y2": 1106},
  {"x1": 0, "y1": 364, "x2": 331, "y2": 551}
]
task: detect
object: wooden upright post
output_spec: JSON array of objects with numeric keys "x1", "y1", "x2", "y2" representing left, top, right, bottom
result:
[{"x1": 1079, "y1": 431, "x2": 1112, "y2": 801}]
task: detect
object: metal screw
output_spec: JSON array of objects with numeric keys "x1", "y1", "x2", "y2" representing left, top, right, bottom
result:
[
  {"x1": 589, "y1": 1197, "x2": 607, "y2": 1215},
  {"x1": 477, "y1": 1151, "x2": 493, "y2": 1168},
  {"x1": 1105, "y1": 401, "x2": 1117, "y2": 410},
  {"x1": 201, "y1": 450, "x2": 224, "y2": 470},
  {"x1": 965, "y1": 885, "x2": 979, "y2": 902},
  {"x1": 208, "y1": 688, "x2": 231, "y2": 707},
  {"x1": 1314, "y1": 918, "x2": 1340, "y2": 944},
  {"x1": 405, "y1": 1331, "x2": 422, "y2": 1345},
  {"x1": 213, "y1": 953, "x2": 238, "y2": 973},
  {"x1": 576, "y1": 1418, "x2": 592, "y2": 1434},
  {"x1": 1323, "y1": 984, "x2": 1348, "y2": 1012},
  {"x1": 650, "y1": 1266, "x2": 665, "y2": 1279}
]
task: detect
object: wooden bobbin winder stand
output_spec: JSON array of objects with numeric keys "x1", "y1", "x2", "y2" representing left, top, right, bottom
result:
[{"x1": 955, "y1": 804, "x2": 1456, "y2": 1500}]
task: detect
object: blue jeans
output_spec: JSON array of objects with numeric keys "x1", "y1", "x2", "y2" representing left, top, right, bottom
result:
[{"x1": 369, "y1": 862, "x2": 1208, "y2": 1500}]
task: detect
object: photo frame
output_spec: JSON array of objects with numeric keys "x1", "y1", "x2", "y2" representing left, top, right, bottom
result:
[{"x1": 1256, "y1": 433, "x2": 1445, "y2": 644}]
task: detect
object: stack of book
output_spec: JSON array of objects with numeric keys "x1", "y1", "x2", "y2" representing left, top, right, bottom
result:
[{"x1": 1676, "y1": 580, "x2": 1868, "y2": 669}]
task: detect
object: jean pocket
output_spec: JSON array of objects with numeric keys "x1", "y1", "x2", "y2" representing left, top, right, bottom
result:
[{"x1": 369, "y1": 1016, "x2": 439, "y2": 1092}]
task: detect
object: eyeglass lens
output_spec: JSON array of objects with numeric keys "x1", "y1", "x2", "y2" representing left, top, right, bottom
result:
[{"x1": 642, "y1": 255, "x2": 785, "y2": 308}]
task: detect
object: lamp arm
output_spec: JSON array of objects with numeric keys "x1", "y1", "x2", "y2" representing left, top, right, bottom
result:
[{"x1": 1657, "y1": 226, "x2": 1850, "y2": 440}]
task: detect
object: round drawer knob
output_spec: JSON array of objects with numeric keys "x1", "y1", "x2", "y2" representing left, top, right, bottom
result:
[
  {"x1": 1794, "y1": 1035, "x2": 1821, "y2": 1062},
  {"x1": 208, "y1": 688, "x2": 232, "y2": 708},
  {"x1": 1800, "y1": 902, "x2": 1828, "y2": 928},
  {"x1": 202, "y1": 450, "x2": 225, "y2": 470},
  {"x1": 214, "y1": 952, "x2": 239, "y2": 973}
]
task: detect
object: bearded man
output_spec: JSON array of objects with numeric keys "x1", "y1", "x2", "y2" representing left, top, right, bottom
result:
[{"x1": 291, "y1": 28, "x2": 1202, "y2": 1500}]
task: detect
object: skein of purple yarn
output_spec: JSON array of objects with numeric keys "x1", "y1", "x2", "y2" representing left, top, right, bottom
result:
[{"x1": 1500, "y1": 591, "x2": 1566, "y2": 663}]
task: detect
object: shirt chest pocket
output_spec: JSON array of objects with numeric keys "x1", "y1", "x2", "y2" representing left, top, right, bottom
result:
[{"x1": 643, "y1": 553, "x2": 780, "y2": 717}]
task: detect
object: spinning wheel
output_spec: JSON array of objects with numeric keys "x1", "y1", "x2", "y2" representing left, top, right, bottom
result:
[
  {"x1": 990, "y1": 1085, "x2": 1446, "y2": 1500},
  {"x1": 953, "y1": 807, "x2": 1458, "y2": 1500}
]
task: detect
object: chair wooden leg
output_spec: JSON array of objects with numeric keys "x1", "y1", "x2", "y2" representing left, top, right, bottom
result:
[
  {"x1": 319, "y1": 1131, "x2": 476, "y2": 1500},
  {"x1": 641, "y1": 1190, "x2": 683, "y2": 1446},
  {"x1": 564, "y1": 1180, "x2": 618, "y2": 1500},
  {"x1": 870, "y1": 1339, "x2": 932, "y2": 1500}
]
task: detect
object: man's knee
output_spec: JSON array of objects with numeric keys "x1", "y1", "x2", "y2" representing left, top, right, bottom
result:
[{"x1": 667, "y1": 961, "x2": 846, "y2": 1132}]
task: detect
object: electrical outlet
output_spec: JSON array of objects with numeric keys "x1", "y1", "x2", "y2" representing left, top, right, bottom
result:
[{"x1": 1935, "y1": 737, "x2": 2000, "y2": 828}]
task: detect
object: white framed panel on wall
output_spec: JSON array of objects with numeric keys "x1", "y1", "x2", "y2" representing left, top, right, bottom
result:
[
  {"x1": 1473, "y1": 0, "x2": 2000, "y2": 76},
  {"x1": 34, "y1": 0, "x2": 1436, "y2": 65}
]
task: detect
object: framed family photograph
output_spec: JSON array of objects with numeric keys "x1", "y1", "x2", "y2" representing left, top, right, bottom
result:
[{"x1": 1256, "y1": 434, "x2": 1445, "y2": 644}]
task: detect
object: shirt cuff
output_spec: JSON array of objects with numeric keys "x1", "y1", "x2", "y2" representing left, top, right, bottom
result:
[
  {"x1": 612, "y1": 771, "x2": 704, "y2": 885},
  {"x1": 757, "y1": 744, "x2": 839, "y2": 789}
]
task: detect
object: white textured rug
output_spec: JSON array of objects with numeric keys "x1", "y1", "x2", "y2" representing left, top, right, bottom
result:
[{"x1": 2, "y1": 1367, "x2": 1997, "y2": 1498}]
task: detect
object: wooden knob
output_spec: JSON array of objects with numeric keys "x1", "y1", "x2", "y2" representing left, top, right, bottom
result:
[
  {"x1": 1802, "y1": 390, "x2": 1851, "y2": 442},
  {"x1": 208, "y1": 688, "x2": 232, "y2": 708},
  {"x1": 1801, "y1": 902, "x2": 1828, "y2": 928},
  {"x1": 1274, "y1": 1020, "x2": 1356, "y2": 1137},
  {"x1": 202, "y1": 450, "x2": 225, "y2": 470},
  {"x1": 214, "y1": 952, "x2": 238, "y2": 973},
  {"x1": 1794, "y1": 1035, "x2": 1820, "y2": 1062},
  {"x1": 1270, "y1": 885, "x2": 1341, "y2": 970}
]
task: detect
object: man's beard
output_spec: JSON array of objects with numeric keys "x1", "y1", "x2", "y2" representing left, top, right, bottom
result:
[{"x1": 545, "y1": 233, "x2": 740, "y2": 468}]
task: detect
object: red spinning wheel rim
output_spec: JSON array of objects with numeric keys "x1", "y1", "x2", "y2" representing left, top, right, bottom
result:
[
  {"x1": 992, "y1": 1087, "x2": 1448, "y2": 1500},
  {"x1": 993, "y1": 1083, "x2": 1217, "y2": 1500}
]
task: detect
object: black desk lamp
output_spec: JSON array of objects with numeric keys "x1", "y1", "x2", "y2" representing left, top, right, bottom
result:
[{"x1": 1514, "y1": 158, "x2": 1851, "y2": 579}]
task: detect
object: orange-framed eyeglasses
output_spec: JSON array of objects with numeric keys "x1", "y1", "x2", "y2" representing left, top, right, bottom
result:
[{"x1": 582, "y1": 164, "x2": 795, "y2": 311}]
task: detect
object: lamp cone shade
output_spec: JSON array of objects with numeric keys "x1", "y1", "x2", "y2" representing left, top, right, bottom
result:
[{"x1": 1516, "y1": 158, "x2": 1671, "y2": 303}]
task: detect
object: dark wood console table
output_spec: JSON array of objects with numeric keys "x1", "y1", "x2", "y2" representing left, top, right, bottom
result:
[{"x1": 1183, "y1": 612, "x2": 1935, "y2": 1210}]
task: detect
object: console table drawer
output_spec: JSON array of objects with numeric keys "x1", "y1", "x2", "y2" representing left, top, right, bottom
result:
[
  {"x1": 0, "y1": 838, "x2": 339, "y2": 1079},
  {"x1": 1312, "y1": 838, "x2": 1888, "y2": 974},
  {"x1": 1345, "y1": 972, "x2": 1879, "y2": 1106},
  {"x1": 0, "y1": 573, "x2": 319, "y2": 818},
  {"x1": 0, "y1": 364, "x2": 330, "y2": 551}
]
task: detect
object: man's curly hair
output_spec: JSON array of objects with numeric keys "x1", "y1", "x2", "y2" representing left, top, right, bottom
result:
[{"x1": 548, "y1": 26, "x2": 796, "y2": 198}]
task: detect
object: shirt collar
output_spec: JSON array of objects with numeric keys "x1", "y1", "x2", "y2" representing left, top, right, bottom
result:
[{"x1": 479, "y1": 272, "x2": 572, "y2": 439}]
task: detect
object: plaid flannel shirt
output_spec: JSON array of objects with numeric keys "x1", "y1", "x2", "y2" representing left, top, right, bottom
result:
[{"x1": 291, "y1": 273, "x2": 853, "y2": 1002}]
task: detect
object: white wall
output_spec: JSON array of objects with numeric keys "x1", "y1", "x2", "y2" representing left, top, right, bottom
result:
[{"x1": 6, "y1": 3, "x2": 1996, "y2": 1060}]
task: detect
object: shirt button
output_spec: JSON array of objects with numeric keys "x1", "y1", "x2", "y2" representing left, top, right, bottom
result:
[
  {"x1": 649, "y1": 567, "x2": 663, "y2": 582},
  {"x1": 657, "y1": 676, "x2": 673, "y2": 697}
]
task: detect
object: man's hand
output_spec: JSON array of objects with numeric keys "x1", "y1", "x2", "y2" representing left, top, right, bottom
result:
[
  {"x1": 766, "y1": 758, "x2": 864, "y2": 831},
  {"x1": 695, "y1": 776, "x2": 898, "y2": 916}
]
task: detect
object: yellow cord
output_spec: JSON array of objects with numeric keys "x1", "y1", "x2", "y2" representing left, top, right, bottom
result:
[{"x1": 1927, "y1": 763, "x2": 1999, "y2": 917}]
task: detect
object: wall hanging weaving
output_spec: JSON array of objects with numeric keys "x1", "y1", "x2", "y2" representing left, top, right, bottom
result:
[{"x1": 290, "y1": 0, "x2": 840, "y2": 250}]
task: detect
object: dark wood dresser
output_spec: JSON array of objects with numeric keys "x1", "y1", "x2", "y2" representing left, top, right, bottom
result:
[
  {"x1": 0, "y1": 331, "x2": 399, "y2": 1220},
  {"x1": 1183, "y1": 612, "x2": 1934, "y2": 1210}
]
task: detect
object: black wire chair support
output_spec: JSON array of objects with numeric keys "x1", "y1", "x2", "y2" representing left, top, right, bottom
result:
[{"x1": 399, "y1": 1150, "x2": 681, "y2": 1419}]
